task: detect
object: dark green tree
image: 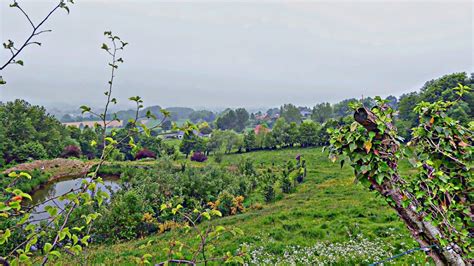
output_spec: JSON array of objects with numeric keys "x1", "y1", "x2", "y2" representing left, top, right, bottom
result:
[
  {"x1": 243, "y1": 130, "x2": 257, "y2": 152},
  {"x1": 280, "y1": 104, "x2": 301, "y2": 124},
  {"x1": 298, "y1": 120, "x2": 319, "y2": 147},
  {"x1": 311, "y1": 102, "x2": 333, "y2": 123}
]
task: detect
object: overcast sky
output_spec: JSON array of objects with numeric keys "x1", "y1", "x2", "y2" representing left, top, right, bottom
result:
[{"x1": 0, "y1": 0, "x2": 472, "y2": 109}]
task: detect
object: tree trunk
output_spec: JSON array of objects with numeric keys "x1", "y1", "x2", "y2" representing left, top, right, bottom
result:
[{"x1": 354, "y1": 107, "x2": 466, "y2": 266}]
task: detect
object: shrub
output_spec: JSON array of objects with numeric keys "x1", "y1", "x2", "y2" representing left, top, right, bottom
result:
[
  {"x1": 214, "y1": 152, "x2": 224, "y2": 163},
  {"x1": 61, "y1": 145, "x2": 82, "y2": 158},
  {"x1": 190, "y1": 151, "x2": 207, "y2": 162},
  {"x1": 263, "y1": 184, "x2": 275, "y2": 203},
  {"x1": 135, "y1": 148, "x2": 156, "y2": 160},
  {"x1": 12, "y1": 142, "x2": 48, "y2": 162},
  {"x1": 281, "y1": 176, "x2": 293, "y2": 193}
]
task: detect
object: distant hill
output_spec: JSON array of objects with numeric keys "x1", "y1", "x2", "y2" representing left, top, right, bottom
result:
[{"x1": 165, "y1": 107, "x2": 195, "y2": 121}]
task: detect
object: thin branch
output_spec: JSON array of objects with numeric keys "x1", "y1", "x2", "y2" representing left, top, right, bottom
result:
[
  {"x1": 0, "y1": 1, "x2": 62, "y2": 70},
  {"x1": 15, "y1": 3, "x2": 35, "y2": 29}
]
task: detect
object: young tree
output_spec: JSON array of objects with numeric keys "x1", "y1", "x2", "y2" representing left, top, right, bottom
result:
[
  {"x1": 328, "y1": 88, "x2": 472, "y2": 265},
  {"x1": 285, "y1": 122, "x2": 299, "y2": 147},
  {"x1": 298, "y1": 120, "x2": 319, "y2": 147},
  {"x1": 271, "y1": 118, "x2": 289, "y2": 147},
  {"x1": 243, "y1": 130, "x2": 257, "y2": 152},
  {"x1": 234, "y1": 108, "x2": 249, "y2": 132},
  {"x1": 179, "y1": 131, "x2": 200, "y2": 158}
]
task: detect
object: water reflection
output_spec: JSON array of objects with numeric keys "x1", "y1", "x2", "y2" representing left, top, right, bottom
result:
[{"x1": 29, "y1": 176, "x2": 121, "y2": 222}]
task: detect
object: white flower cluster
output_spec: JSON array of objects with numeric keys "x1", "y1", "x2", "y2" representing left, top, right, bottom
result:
[{"x1": 241, "y1": 234, "x2": 393, "y2": 265}]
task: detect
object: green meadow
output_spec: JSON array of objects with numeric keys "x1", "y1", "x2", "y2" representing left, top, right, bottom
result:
[{"x1": 62, "y1": 147, "x2": 429, "y2": 265}]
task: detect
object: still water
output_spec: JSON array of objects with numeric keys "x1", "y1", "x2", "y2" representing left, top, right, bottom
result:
[{"x1": 29, "y1": 176, "x2": 121, "y2": 222}]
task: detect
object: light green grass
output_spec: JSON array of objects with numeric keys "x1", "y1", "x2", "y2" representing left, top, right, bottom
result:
[{"x1": 60, "y1": 148, "x2": 428, "y2": 265}]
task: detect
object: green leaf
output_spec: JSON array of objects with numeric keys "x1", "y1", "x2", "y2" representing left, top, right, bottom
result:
[
  {"x1": 49, "y1": 250, "x2": 61, "y2": 258},
  {"x1": 350, "y1": 122, "x2": 358, "y2": 132},
  {"x1": 19, "y1": 172, "x2": 32, "y2": 179},
  {"x1": 202, "y1": 212, "x2": 211, "y2": 220},
  {"x1": 363, "y1": 141, "x2": 372, "y2": 153},
  {"x1": 44, "y1": 243, "x2": 52, "y2": 253},
  {"x1": 210, "y1": 209, "x2": 222, "y2": 217},
  {"x1": 80, "y1": 105, "x2": 91, "y2": 114},
  {"x1": 15, "y1": 60, "x2": 23, "y2": 65}
]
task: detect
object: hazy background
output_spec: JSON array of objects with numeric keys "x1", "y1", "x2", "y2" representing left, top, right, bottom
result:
[{"x1": 0, "y1": 0, "x2": 472, "y2": 109}]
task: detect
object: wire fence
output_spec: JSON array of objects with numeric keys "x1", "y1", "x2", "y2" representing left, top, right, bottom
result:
[{"x1": 369, "y1": 245, "x2": 438, "y2": 265}]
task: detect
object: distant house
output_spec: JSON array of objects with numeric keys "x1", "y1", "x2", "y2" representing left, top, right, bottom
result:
[
  {"x1": 254, "y1": 124, "x2": 270, "y2": 135},
  {"x1": 255, "y1": 114, "x2": 270, "y2": 121},
  {"x1": 300, "y1": 110, "x2": 312, "y2": 118},
  {"x1": 62, "y1": 120, "x2": 123, "y2": 128},
  {"x1": 160, "y1": 130, "x2": 210, "y2": 140}
]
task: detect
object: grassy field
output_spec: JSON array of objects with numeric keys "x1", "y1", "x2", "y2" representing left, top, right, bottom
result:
[{"x1": 61, "y1": 147, "x2": 429, "y2": 265}]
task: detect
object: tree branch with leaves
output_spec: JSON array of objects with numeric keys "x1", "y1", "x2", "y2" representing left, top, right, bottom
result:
[
  {"x1": 0, "y1": 0, "x2": 74, "y2": 85},
  {"x1": 327, "y1": 85, "x2": 472, "y2": 265}
]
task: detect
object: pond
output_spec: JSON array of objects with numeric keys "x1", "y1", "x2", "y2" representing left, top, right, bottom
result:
[{"x1": 29, "y1": 175, "x2": 121, "y2": 222}]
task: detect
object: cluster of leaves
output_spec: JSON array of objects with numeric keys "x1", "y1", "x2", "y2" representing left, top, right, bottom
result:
[
  {"x1": 190, "y1": 151, "x2": 208, "y2": 162},
  {"x1": 61, "y1": 145, "x2": 82, "y2": 158},
  {"x1": 396, "y1": 72, "x2": 473, "y2": 139},
  {"x1": 0, "y1": 100, "x2": 71, "y2": 165},
  {"x1": 135, "y1": 148, "x2": 157, "y2": 160},
  {"x1": 406, "y1": 85, "x2": 473, "y2": 256},
  {"x1": 136, "y1": 204, "x2": 247, "y2": 265},
  {"x1": 327, "y1": 85, "x2": 472, "y2": 263}
]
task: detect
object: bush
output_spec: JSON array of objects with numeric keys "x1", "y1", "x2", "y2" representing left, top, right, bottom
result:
[
  {"x1": 61, "y1": 145, "x2": 82, "y2": 158},
  {"x1": 12, "y1": 142, "x2": 48, "y2": 162},
  {"x1": 135, "y1": 148, "x2": 156, "y2": 160},
  {"x1": 214, "y1": 152, "x2": 224, "y2": 163},
  {"x1": 281, "y1": 176, "x2": 293, "y2": 193},
  {"x1": 263, "y1": 184, "x2": 275, "y2": 203},
  {"x1": 190, "y1": 151, "x2": 207, "y2": 162}
]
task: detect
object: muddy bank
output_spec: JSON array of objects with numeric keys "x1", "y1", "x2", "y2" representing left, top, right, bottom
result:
[{"x1": 3, "y1": 158, "x2": 96, "y2": 182}]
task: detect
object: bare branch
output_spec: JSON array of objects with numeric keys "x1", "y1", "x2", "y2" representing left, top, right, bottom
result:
[
  {"x1": 1, "y1": 1, "x2": 63, "y2": 70},
  {"x1": 15, "y1": 2, "x2": 36, "y2": 29}
]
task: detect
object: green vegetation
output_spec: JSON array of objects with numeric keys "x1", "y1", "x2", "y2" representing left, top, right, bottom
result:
[
  {"x1": 0, "y1": 1, "x2": 472, "y2": 263},
  {"x1": 328, "y1": 86, "x2": 472, "y2": 264},
  {"x1": 57, "y1": 147, "x2": 426, "y2": 265}
]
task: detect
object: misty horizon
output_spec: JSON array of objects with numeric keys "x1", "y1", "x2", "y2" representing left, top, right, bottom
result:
[{"x1": 1, "y1": 0, "x2": 472, "y2": 108}]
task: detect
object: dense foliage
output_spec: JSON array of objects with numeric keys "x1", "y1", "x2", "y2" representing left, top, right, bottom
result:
[
  {"x1": 328, "y1": 85, "x2": 473, "y2": 264},
  {"x1": 0, "y1": 100, "x2": 70, "y2": 165}
]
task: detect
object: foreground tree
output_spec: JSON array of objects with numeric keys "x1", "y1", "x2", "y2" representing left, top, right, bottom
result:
[{"x1": 328, "y1": 85, "x2": 472, "y2": 265}]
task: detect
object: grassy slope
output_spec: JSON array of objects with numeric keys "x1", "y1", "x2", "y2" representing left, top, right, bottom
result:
[{"x1": 63, "y1": 148, "x2": 429, "y2": 265}]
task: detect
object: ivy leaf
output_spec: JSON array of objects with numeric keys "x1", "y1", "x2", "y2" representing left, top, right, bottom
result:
[
  {"x1": 350, "y1": 122, "x2": 358, "y2": 132},
  {"x1": 363, "y1": 141, "x2": 372, "y2": 153},
  {"x1": 44, "y1": 243, "x2": 52, "y2": 253}
]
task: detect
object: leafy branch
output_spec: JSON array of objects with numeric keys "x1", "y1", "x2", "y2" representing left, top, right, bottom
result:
[{"x1": 0, "y1": 0, "x2": 74, "y2": 85}]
